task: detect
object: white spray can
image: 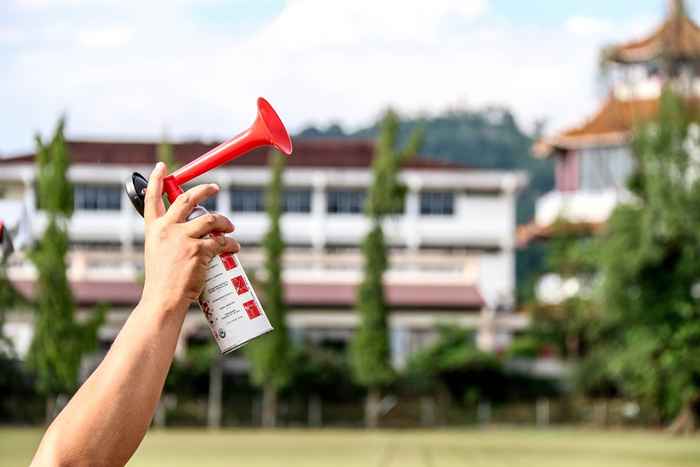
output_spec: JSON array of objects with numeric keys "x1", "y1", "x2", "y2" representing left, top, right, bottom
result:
[{"x1": 188, "y1": 206, "x2": 273, "y2": 354}]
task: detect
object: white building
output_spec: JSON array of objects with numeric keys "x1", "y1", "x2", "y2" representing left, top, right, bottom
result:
[
  {"x1": 1, "y1": 138, "x2": 528, "y2": 365},
  {"x1": 524, "y1": 0, "x2": 700, "y2": 240}
]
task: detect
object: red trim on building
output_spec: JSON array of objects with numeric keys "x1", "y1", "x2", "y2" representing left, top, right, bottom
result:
[
  {"x1": 11, "y1": 280, "x2": 485, "y2": 310},
  {"x1": 1, "y1": 139, "x2": 471, "y2": 172}
]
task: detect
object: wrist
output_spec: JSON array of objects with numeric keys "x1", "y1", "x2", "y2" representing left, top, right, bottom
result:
[{"x1": 138, "y1": 291, "x2": 190, "y2": 323}]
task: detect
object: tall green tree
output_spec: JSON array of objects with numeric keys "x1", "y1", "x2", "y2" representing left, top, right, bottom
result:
[
  {"x1": 27, "y1": 118, "x2": 103, "y2": 421},
  {"x1": 350, "y1": 110, "x2": 423, "y2": 428},
  {"x1": 247, "y1": 150, "x2": 292, "y2": 427},
  {"x1": 597, "y1": 88, "x2": 700, "y2": 433},
  {"x1": 157, "y1": 134, "x2": 178, "y2": 172}
]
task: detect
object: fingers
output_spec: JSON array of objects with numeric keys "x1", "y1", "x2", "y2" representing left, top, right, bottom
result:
[
  {"x1": 144, "y1": 162, "x2": 167, "y2": 223},
  {"x1": 199, "y1": 235, "x2": 240, "y2": 258},
  {"x1": 184, "y1": 213, "x2": 235, "y2": 239},
  {"x1": 165, "y1": 184, "x2": 220, "y2": 223}
]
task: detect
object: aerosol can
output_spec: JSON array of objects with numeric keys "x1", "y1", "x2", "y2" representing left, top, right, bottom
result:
[
  {"x1": 124, "y1": 97, "x2": 293, "y2": 353},
  {"x1": 187, "y1": 205, "x2": 272, "y2": 353}
]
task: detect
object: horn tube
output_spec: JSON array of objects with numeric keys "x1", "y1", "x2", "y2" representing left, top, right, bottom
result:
[{"x1": 162, "y1": 97, "x2": 293, "y2": 202}]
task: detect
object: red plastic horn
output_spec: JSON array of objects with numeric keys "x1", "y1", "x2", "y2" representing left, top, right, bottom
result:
[{"x1": 162, "y1": 97, "x2": 293, "y2": 202}]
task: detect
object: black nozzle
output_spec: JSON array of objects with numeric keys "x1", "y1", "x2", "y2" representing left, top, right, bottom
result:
[{"x1": 125, "y1": 172, "x2": 149, "y2": 218}]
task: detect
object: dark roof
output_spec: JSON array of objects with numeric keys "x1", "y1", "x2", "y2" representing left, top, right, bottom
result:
[
  {"x1": 12, "y1": 279, "x2": 484, "y2": 310},
  {"x1": 1, "y1": 138, "x2": 469, "y2": 171},
  {"x1": 604, "y1": 1, "x2": 700, "y2": 64}
]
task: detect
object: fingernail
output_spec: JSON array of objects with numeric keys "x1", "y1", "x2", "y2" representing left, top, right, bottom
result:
[
  {"x1": 152, "y1": 162, "x2": 165, "y2": 176},
  {"x1": 211, "y1": 183, "x2": 220, "y2": 191}
]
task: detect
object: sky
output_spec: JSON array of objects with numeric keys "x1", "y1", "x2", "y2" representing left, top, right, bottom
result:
[{"x1": 0, "y1": 0, "x2": 688, "y2": 155}]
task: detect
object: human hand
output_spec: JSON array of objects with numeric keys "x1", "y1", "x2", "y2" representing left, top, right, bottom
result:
[{"x1": 140, "y1": 162, "x2": 240, "y2": 314}]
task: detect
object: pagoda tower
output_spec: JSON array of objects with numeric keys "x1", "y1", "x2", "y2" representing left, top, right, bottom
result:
[{"x1": 521, "y1": 0, "x2": 700, "y2": 242}]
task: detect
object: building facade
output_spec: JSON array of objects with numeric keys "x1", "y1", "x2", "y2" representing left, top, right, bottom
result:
[
  {"x1": 1, "y1": 138, "x2": 527, "y2": 366},
  {"x1": 523, "y1": 0, "x2": 700, "y2": 244}
]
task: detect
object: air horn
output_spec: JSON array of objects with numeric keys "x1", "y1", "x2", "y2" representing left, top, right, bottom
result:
[
  {"x1": 126, "y1": 97, "x2": 293, "y2": 214},
  {"x1": 125, "y1": 97, "x2": 293, "y2": 354}
]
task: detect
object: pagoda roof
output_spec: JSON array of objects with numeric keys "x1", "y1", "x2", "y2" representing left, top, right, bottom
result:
[
  {"x1": 604, "y1": 0, "x2": 700, "y2": 64},
  {"x1": 534, "y1": 95, "x2": 663, "y2": 157}
]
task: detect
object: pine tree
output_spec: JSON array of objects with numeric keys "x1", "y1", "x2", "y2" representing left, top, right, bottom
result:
[
  {"x1": 247, "y1": 150, "x2": 291, "y2": 427},
  {"x1": 350, "y1": 110, "x2": 423, "y2": 428},
  {"x1": 598, "y1": 88, "x2": 700, "y2": 433},
  {"x1": 27, "y1": 118, "x2": 103, "y2": 421}
]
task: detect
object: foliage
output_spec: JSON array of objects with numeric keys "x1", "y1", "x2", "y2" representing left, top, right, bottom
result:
[
  {"x1": 522, "y1": 221, "x2": 603, "y2": 362},
  {"x1": 596, "y1": 88, "x2": 700, "y2": 422},
  {"x1": 286, "y1": 347, "x2": 361, "y2": 401},
  {"x1": 406, "y1": 326, "x2": 558, "y2": 403},
  {"x1": 410, "y1": 327, "x2": 494, "y2": 374},
  {"x1": 157, "y1": 135, "x2": 178, "y2": 171},
  {"x1": 34, "y1": 119, "x2": 73, "y2": 217},
  {"x1": 350, "y1": 110, "x2": 422, "y2": 390},
  {"x1": 0, "y1": 261, "x2": 24, "y2": 356},
  {"x1": 505, "y1": 335, "x2": 541, "y2": 359},
  {"x1": 27, "y1": 118, "x2": 104, "y2": 397},
  {"x1": 0, "y1": 354, "x2": 43, "y2": 423},
  {"x1": 247, "y1": 151, "x2": 292, "y2": 390},
  {"x1": 350, "y1": 225, "x2": 393, "y2": 388},
  {"x1": 164, "y1": 338, "x2": 217, "y2": 396}
]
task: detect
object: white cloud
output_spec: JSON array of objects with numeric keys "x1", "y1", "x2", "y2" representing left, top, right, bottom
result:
[
  {"x1": 1, "y1": 0, "x2": 658, "y2": 155},
  {"x1": 565, "y1": 16, "x2": 614, "y2": 36},
  {"x1": 78, "y1": 27, "x2": 133, "y2": 49},
  {"x1": 15, "y1": 0, "x2": 101, "y2": 9}
]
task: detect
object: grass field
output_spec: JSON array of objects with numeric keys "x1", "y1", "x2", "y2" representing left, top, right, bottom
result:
[{"x1": 2, "y1": 427, "x2": 700, "y2": 467}]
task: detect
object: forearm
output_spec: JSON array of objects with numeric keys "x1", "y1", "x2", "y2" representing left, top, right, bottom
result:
[
  {"x1": 31, "y1": 299, "x2": 188, "y2": 467},
  {"x1": 29, "y1": 165, "x2": 237, "y2": 467}
]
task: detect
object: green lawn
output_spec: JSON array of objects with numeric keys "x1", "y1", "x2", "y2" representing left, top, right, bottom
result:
[{"x1": 2, "y1": 427, "x2": 700, "y2": 467}]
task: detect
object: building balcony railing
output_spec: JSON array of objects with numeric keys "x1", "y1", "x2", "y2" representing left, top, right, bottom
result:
[
  {"x1": 535, "y1": 189, "x2": 631, "y2": 227},
  {"x1": 7, "y1": 248, "x2": 482, "y2": 285}
]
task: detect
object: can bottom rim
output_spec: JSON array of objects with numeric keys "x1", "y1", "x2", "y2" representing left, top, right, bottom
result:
[{"x1": 220, "y1": 327, "x2": 274, "y2": 355}]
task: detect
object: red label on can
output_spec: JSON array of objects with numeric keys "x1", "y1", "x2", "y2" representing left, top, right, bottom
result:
[
  {"x1": 220, "y1": 254, "x2": 237, "y2": 271},
  {"x1": 231, "y1": 275, "x2": 249, "y2": 295},
  {"x1": 199, "y1": 299, "x2": 213, "y2": 323},
  {"x1": 243, "y1": 300, "x2": 260, "y2": 319}
]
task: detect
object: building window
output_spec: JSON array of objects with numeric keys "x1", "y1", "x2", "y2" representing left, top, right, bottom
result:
[
  {"x1": 184, "y1": 184, "x2": 217, "y2": 211},
  {"x1": 74, "y1": 184, "x2": 122, "y2": 211},
  {"x1": 283, "y1": 189, "x2": 312, "y2": 213},
  {"x1": 230, "y1": 188, "x2": 264, "y2": 212},
  {"x1": 578, "y1": 146, "x2": 635, "y2": 191},
  {"x1": 420, "y1": 191, "x2": 454, "y2": 216},
  {"x1": 327, "y1": 189, "x2": 366, "y2": 214}
]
